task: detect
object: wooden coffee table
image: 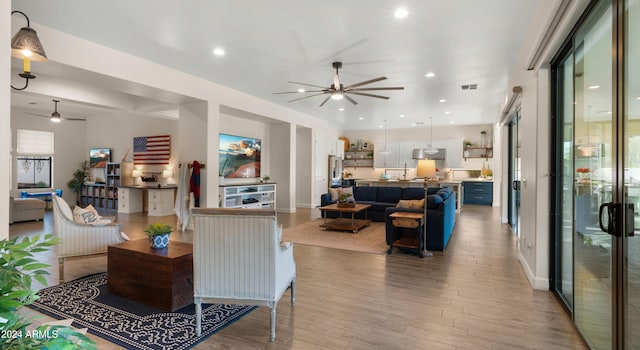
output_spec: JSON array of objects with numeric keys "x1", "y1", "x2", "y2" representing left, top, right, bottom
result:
[
  {"x1": 319, "y1": 203, "x2": 371, "y2": 233},
  {"x1": 108, "y1": 239, "x2": 193, "y2": 311}
]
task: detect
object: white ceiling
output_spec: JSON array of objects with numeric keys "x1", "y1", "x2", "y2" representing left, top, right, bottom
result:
[{"x1": 10, "y1": 0, "x2": 544, "y2": 130}]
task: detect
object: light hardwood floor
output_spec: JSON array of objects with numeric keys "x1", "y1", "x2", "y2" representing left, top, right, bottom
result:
[{"x1": 10, "y1": 205, "x2": 588, "y2": 349}]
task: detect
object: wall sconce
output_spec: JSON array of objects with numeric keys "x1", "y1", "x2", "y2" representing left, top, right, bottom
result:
[
  {"x1": 162, "y1": 169, "x2": 173, "y2": 179},
  {"x1": 132, "y1": 169, "x2": 142, "y2": 185},
  {"x1": 11, "y1": 10, "x2": 48, "y2": 91}
]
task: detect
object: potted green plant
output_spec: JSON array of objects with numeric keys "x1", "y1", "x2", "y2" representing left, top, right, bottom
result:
[
  {"x1": 0, "y1": 234, "x2": 96, "y2": 349},
  {"x1": 67, "y1": 160, "x2": 88, "y2": 205},
  {"x1": 337, "y1": 193, "x2": 355, "y2": 208},
  {"x1": 144, "y1": 223, "x2": 173, "y2": 249},
  {"x1": 262, "y1": 175, "x2": 271, "y2": 183}
]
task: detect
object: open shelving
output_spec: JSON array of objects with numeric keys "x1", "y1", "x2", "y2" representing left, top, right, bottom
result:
[{"x1": 220, "y1": 183, "x2": 276, "y2": 209}]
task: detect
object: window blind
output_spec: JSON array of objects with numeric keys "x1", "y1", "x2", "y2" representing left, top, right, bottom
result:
[{"x1": 17, "y1": 129, "x2": 54, "y2": 155}]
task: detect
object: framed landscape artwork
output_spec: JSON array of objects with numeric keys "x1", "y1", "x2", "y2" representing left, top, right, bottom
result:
[
  {"x1": 89, "y1": 148, "x2": 111, "y2": 168},
  {"x1": 219, "y1": 134, "x2": 261, "y2": 178}
]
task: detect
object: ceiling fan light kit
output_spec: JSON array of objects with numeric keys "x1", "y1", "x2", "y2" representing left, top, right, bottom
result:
[
  {"x1": 10, "y1": 10, "x2": 48, "y2": 91},
  {"x1": 274, "y1": 61, "x2": 404, "y2": 107}
]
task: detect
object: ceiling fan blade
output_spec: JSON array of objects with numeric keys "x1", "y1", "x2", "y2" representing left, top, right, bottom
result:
[
  {"x1": 343, "y1": 76, "x2": 387, "y2": 90},
  {"x1": 347, "y1": 91, "x2": 390, "y2": 99},
  {"x1": 287, "y1": 92, "x2": 328, "y2": 103},
  {"x1": 319, "y1": 95, "x2": 332, "y2": 107},
  {"x1": 63, "y1": 117, "x2": 87, "y2": 121},
  {"x1": 347, "y1": 86, "x2": 404, "y2": 91},
  {"x1": 287, "y1": 81, "x2": 328, "y2": 89},
  {"x1": 25, "y1": 112, "x2": 50, "y2": 118},
  {"x1": 343, "y1": 94, "x2": 358, "y2": 105},
  {"x1": 273, "y1": 90, "x2": 326, "y2": 95}
]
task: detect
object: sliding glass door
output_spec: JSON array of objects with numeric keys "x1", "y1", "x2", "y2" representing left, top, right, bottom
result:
[
  {"x1": 624, "y1": 0, "x2": 640, "y2": 347},
  {"x1": 551, "y1": 0, "x2": 640, "y2": 348},
  {"x1": 508, "y1": 110, "x2": 521, "y2": 236}
]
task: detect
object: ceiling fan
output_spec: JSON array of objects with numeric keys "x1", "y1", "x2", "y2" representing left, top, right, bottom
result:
[
  {"x1": 274, "y1": 62, "x2": 404, "y2": 107},
  {"x1": 26, "y1": 99, "x2": 86, "y2": 122}
]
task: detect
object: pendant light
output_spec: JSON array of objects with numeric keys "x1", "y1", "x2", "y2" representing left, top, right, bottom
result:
[
  {"x1": 379, "y1": 120, "x2": 391, "y2": 155},
  {"x1": 424, "y1": 117, "x2": 439, "y2": 154},
  {"x1": 412, "y1": 116, "x2": 438, "y2": 159}
]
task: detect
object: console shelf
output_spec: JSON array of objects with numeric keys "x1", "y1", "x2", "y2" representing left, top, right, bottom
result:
[{"x1": 220, "y1": 183, "x2": 277, "y2": 209}]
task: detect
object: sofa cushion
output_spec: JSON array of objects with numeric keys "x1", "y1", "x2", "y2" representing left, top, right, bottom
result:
[
  {"x1": 377, "y1": 187, "x2": 402, "y2": 203},
  {"x1": 426, "y1": 194, "x2": 443, "y2": 209},
  {"x1": 402, "y1": 188, "x2": 425, "y2": 200},
  {"x1": 354, "y1": 187, "x2": 377, "y2": 202},
  {"x1": 396, "y1": 199, "x2": 425, "y2": 209}
]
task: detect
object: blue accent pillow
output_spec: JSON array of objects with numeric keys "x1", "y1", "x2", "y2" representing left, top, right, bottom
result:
[
  {"x1": 426, "y1": 194, "x2": 443, "y2": 209},
  {"x1": 436, "y1": 188, "x2": 452, "y2": 200}
]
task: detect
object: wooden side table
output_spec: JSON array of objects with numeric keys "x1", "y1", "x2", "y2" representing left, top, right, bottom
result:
[{"x1": 388, "y1": 211, "x2": 430, "y2": 258}]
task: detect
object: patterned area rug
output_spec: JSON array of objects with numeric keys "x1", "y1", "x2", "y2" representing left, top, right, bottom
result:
[
  {"x1": 282, "y1": 219, "x2": 388, "y2": 254},
  {"x1": 27, "y1": 273, "x2": 255, "y2": 350}
]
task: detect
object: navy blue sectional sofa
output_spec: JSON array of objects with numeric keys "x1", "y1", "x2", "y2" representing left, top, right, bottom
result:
[{"x1": 320, "y1": 186, "x2": 456, "y2": 250}]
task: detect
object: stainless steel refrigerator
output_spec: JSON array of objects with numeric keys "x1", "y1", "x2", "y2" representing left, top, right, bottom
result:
[{"x1": 328, "y1": 155, "x2": 343, "y2": 187}]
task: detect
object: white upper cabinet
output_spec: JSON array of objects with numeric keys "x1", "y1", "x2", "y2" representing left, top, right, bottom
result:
[
  {"x1": 445, "y1": 139, "x2": 463, "y2": 168},
  {"x1": 373, "y1": 142, "x2": 398, "y2": 168}
]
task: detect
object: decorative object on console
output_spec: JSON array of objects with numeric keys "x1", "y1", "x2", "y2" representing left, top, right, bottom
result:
[
  {"x1": 273, "y1": 61, "x2": 404, "y2": 107},
  {"x1": 144, "y1": 223, "x2": 173, "y2": 249},
  {"x1": 10, "y1": 10, "x2": 48, "y2": 91}
]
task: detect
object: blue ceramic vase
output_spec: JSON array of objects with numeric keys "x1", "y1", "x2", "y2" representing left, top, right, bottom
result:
[{"x1": 149, "y1": 233, "x2": 170, "y2": 249}]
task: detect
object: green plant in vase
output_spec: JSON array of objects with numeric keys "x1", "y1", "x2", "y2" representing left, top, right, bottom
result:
[
  {"x1": 67, "y1": 160, "x2": 88, "y2": 205},
  {"x1": 337, "y1": 193, "x2": 355, "y2": 208},
  {"x1": 144, "y1": 223, "x2": 173, "y2": 249}
]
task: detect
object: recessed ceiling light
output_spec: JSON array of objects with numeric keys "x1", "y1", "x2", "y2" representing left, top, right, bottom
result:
[
  {"x1": 394, "y1": 8, "x2": 408, "y2": 19},
  {"x1": 439, "y1": 99, "x2": 447, "y2": 103},
  {"x1": 378, "y1": 124, "x2": 384, "y2": 128},
  {"x1": 213, "y1": 47, "x2": 225, "y2": 56},
  {"x1": 400, "y1": 114, "x2": 405, "y2": 118},
  {"x1": 411, "y1": 123, "x2": 416, "y2": 127},
  {"x1": 425, "y1": 72, "x2": 435, "y2": 78},
  {"x1": 339, "y1": 108, "x2": 344, "y2": 111},
  {"x1": 588, "y1": 85, "x2": 600, "y2": 89},
  {"x1": 450, "y1": 121, "x2": 456, "y2": 124},
  {"x1": 445, "y1": 111, "x2": 451, "y2": 115},
  {"x1": 636, "y1": 97, "x2": 640, "y2": 100},
  {"x1": 359, "y1": 117, "x2": 365, "y2": 120}
]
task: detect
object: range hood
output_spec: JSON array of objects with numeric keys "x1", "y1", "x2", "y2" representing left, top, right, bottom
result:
[{"x1": 425, "y1": 148, "x2": 446, "y2": 160}]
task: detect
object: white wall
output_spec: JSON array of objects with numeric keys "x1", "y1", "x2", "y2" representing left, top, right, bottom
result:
[
  {"x1": 270, "y1": 123, "x2": 294, "y2": 212},
  {"x1": 1, "y1": 5, "x2": 10, "y2": 239},
  {"x1": 499, "y1": 0, "x2": 591, "y2": 289},
  {"x1": 296, "y1": 127, "x2": 313, "y2": 208},
  {"x1": 10, "y1": 110, "x2": 86, "y2": 205}
]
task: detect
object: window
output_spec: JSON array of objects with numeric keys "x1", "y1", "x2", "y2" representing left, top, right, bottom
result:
[{"x1": 16, "y1": 129, "x2": 53, "y2": 189}]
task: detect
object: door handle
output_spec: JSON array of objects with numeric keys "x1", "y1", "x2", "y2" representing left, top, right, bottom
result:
[
  {"x1": 512, "y1": 180, "x2": 520, "y2": 190},
  {"x1": 627, "y1": 203, "x2": 635, "y2": 237},
  {"x1": 599, "y1": 202, "x2": 614, "y2": 234}
]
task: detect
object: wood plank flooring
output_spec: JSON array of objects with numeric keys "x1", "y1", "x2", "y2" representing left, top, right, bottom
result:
[{"x1": 9, "y1": 205, "x2": 587, "y2": 349}]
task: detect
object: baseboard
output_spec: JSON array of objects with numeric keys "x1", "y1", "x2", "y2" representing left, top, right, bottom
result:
[
  {"x1": 296, "y1": 203, "x2": 315, "y2": 209},
  {"x1": 518, "y1": 252, "x2": 549, "y2": 290}
]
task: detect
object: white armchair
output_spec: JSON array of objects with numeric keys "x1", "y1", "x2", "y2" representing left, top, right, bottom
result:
[
  {"x1": 52, "y1": 194, "x2": 127, "y2": 283},
  {"x1": 192, "y1": 208, "x2": 296, "y2": 341}
]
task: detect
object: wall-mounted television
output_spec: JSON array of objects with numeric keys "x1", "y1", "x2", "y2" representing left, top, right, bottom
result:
[
  {"x1": 89, "y1": 148, "x2": 111, "y2": 168},
  {"x1": 219, "y1": 134, "x2": 261, "y2": 178}
]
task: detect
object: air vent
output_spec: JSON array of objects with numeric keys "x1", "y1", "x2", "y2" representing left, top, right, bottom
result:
[{"x1": 461, "y1": 84, "x2": 478, "y2": 90}]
